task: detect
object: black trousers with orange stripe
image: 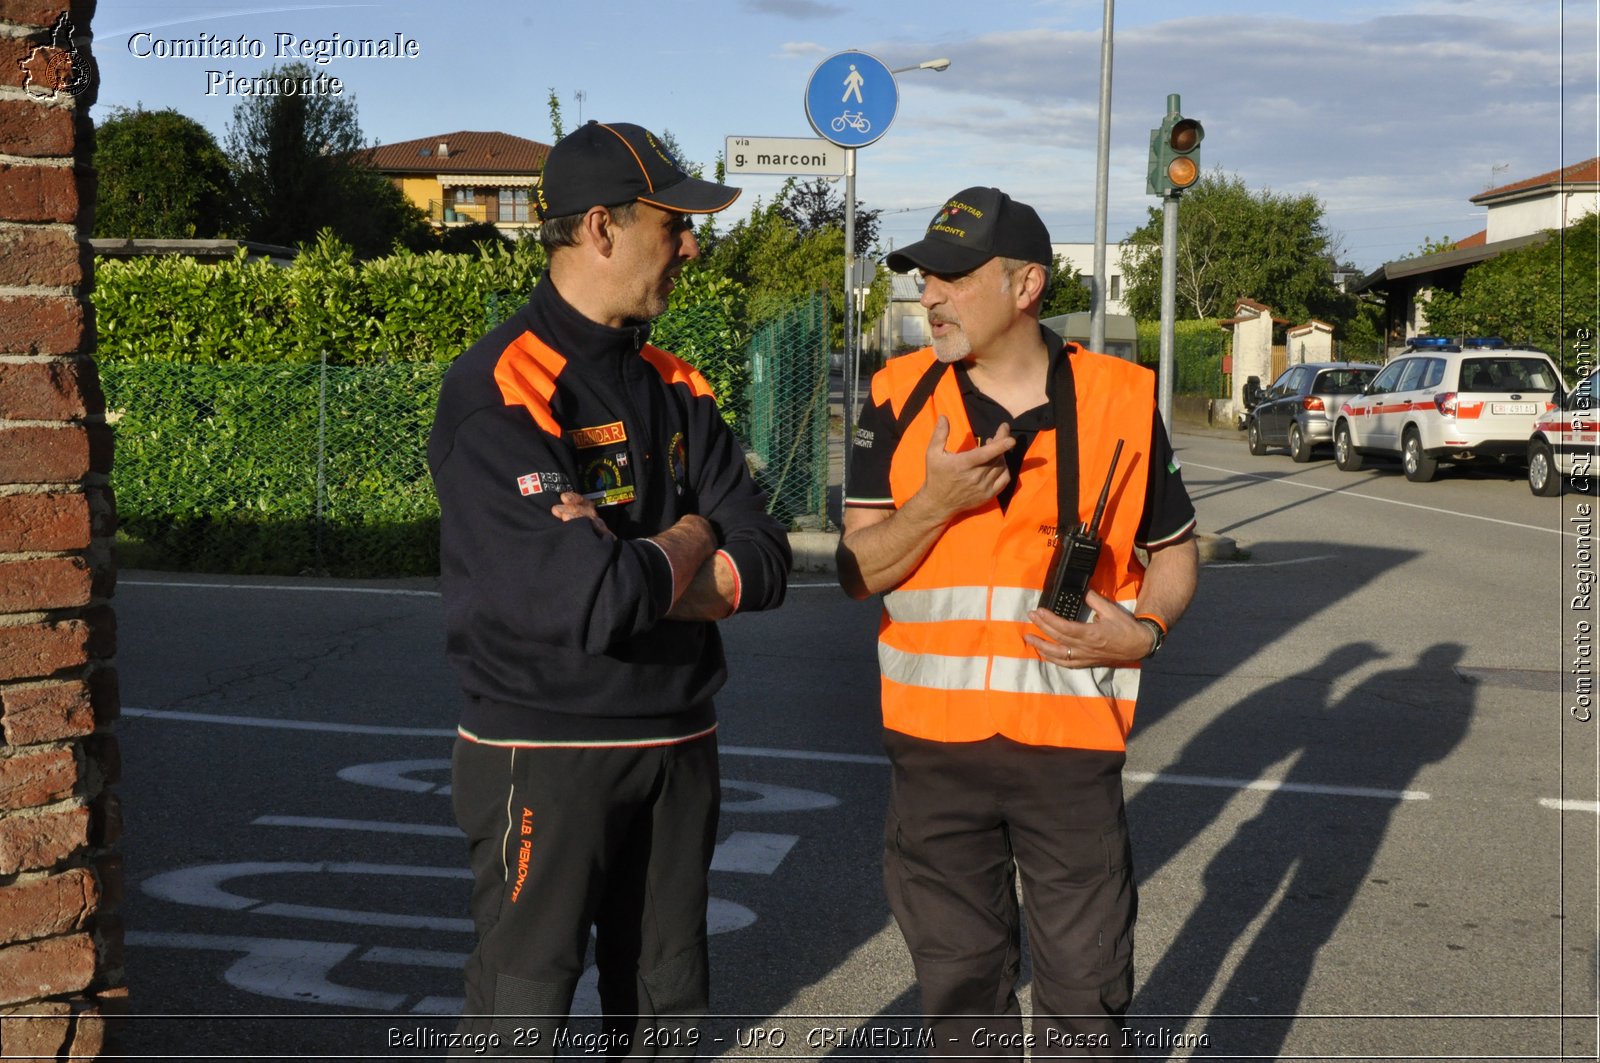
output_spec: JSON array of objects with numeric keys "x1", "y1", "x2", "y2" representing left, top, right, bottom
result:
[
  {"x1": 882, "y1": 730, "x2": 1137, "y2": 1060},
  {"x1": 450, "y1": 734, "x2": 719, "y2": 1059}
]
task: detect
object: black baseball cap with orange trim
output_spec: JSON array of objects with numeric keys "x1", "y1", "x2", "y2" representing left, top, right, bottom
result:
[
  {"x1": 534, "y1": 120, "x2": 741, "y2": 221},
  {"x1": 885, "y1": 186, "x2": 1052, "y2": 275}
]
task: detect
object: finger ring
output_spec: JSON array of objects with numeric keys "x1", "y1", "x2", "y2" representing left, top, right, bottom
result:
[{"x1": 1066, "y1": 648, "x2": 1073, "y2": 659}]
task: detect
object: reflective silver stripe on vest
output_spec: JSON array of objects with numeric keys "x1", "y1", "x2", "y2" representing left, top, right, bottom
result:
[
  {"x1": 883, "y1": 586, "x2": 991, "y2": 624},
  {"x1": 879, "y1": 643, "x2": 990, "y2": 691},
  {"x1": 988, "y1": 655, "x2": 1140, "y2": 702},
  {"x1": 881, "y1": 589, "x2": 1142, "y2": 700}
]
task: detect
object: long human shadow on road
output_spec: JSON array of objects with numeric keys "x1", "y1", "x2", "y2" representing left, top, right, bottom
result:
[
  {"x1": 718, "y1": 537, "x2": 1427, "y2": 1054},
  {"x1": 1129, "y1": 642, "x2": 1475, "y2": 1057}
]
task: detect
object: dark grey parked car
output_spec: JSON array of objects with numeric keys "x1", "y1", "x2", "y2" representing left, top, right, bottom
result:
[{"x1": 1248, "y1": 362, "x2": 1379, "y2": 463}]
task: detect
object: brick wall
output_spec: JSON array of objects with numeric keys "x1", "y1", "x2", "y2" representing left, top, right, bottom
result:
[{"x1": 0, "y1": 1, "x2": 125, "y2": 1057}]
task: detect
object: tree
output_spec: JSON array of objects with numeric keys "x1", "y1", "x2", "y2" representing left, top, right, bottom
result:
[
  {"x1": 546, "y1": 88, "x2": 564, "y2": 141},
  {"x1": 1419, "y1": 212, "x2": 1599, "y2": 356},
  {"x1": 94, "y1": 107, "x2": 233, "y2": 238},
  {"x1": 779, "y1": 177, "x2": 880, "y2": 256},
  {"x1": 226, "y1": 64, "x2": 429, "y2": 255},
  {"x1": 1122, "y1": 171, "x2": 1343, "y2": 325},
  {"x1": 1039, "y1": 254, "x2": 1094, "y2": 318}
]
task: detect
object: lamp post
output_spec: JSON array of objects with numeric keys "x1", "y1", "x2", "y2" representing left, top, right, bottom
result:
[{"x1": 837, "y1": 56, "x2": 950, "y2": 512}]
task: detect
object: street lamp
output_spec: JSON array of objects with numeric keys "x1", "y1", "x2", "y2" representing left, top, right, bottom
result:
[{"x1": 891, "y1": 57, "x2": 951, "y2": 74}]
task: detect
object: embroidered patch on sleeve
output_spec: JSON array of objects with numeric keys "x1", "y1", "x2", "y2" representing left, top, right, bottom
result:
[{"x1": 516, "y1": 472, "x2": 571, "y2": 496}]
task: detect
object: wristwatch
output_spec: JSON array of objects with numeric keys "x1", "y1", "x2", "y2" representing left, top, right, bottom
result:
[{"x1": 1134, "y1": 615, "x2": 1167, "y2": 659}]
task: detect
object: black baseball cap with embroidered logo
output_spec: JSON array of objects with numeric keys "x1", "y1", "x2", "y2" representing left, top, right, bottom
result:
[
  {"x1": 534, "y1": 120, "x2": 741, "y2": 221},
  {"x1": 884, "y1": 186, "x2": 1052, "y2": 275}
]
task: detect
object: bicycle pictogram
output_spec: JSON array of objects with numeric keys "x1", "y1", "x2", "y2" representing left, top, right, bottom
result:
[{"x1": 830, "y1": 111, "x2": 872, "y2": 134}]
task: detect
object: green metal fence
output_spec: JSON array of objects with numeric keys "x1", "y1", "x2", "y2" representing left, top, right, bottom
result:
[
  {"x1": 101, "y1": 292, "x2": 832, "y2": 576},
  {"x1": 746, "y1": 292, "x2": 831, "y2": 529}
]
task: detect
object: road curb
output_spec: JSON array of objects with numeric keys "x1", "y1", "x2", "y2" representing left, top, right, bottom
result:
[{"x1": 788, "y1": 529, "x2": 1241, "y2": 574}]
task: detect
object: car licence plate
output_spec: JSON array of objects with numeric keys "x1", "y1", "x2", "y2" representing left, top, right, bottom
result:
[{"x1": 1491, "y1": 402, "x2": 1536, "y2": 415}]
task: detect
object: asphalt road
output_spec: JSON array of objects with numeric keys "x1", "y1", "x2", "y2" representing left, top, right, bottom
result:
[{"x1": 106, "y1": 427, "x2": 1597, "y2": 1060}]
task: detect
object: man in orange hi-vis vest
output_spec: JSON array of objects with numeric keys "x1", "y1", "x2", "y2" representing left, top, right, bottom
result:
[{"x1": 837, "y1": 187, "x2": 1199, "y2": 1057}]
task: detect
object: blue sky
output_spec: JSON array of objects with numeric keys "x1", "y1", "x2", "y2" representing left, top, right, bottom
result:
[{"x1": 92, "y1": 1, "x2": 1597, "y2": 271}]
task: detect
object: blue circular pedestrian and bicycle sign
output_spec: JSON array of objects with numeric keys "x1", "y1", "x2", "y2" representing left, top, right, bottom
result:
[{"x1": 805, "y1": 50, "x2": 898, "y2": 149}]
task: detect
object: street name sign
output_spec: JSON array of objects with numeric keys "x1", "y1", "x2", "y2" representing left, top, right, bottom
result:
[
  {"x1": 725, "y1": 136, "x2": 846, "y2": 176},
  {"x1": 805, "y1": 50, "x2": 897, "y2": 149}
]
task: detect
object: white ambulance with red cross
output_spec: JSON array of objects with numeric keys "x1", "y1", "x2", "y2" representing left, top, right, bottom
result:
[
  {"x1": 1332, "y1": 338, "x2": 1565, "y2": 482},
  {"x1": 1528, "y1": 367, "x2": 1600, "y2": 496}
]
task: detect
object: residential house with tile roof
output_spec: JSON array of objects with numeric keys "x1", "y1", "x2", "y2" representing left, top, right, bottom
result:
[
  {"x1": 1354, "y1": 156, "x2": 1598, "y2": 349},
  {"x1": 362, "y1": 131, "x2": 551, "y2": 237}
]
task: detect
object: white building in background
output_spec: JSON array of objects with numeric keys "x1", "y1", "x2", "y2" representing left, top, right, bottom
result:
[{"x1": 1050, "y1": 242, "x2": 1135, "y2": 318}]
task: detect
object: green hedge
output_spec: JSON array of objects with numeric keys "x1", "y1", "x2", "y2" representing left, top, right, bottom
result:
[{"x1": 1137, "y1": 318, "x2": 1229, "y2": 396}]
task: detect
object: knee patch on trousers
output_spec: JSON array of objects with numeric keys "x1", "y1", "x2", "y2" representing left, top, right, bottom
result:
[{"x1": 638, "y1": 942, "x2": 709, "y2": 1016}]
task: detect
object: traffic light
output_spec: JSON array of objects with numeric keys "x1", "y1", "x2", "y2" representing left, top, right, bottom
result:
[{"x1": 1146, "y1": 97, "x2": 1204, "y2": 196}]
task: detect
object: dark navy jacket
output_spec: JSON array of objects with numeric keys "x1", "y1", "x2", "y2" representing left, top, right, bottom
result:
[{"x1": 428, "y1": 275, "x2": 790, "y2": 745}]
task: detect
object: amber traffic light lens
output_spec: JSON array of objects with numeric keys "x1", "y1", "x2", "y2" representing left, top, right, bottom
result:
[{"x1": 1167, "y1": 157, "x2": 1199, "y2": 188}]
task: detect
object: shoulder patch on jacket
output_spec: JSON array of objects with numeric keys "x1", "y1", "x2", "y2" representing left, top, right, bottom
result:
[
  {"x1": 493, "y1": 331, "x2": 566, "y2": 437},
  {"x1": 640, "y1": 344, "x2": 715, "y2": 400}
]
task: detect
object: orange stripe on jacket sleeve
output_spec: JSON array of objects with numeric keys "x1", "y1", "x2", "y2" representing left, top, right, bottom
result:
[
  {"x1": 640, "y1": 344, "x2": 715, "y2": 399},
  {"x1": 493, "y1": 332, "x2": 566, "y2": 437}
]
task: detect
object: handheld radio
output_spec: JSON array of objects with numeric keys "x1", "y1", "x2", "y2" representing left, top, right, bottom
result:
[{"x1": 1038, "y1": 439, "x2": 1125, "y2": 621}]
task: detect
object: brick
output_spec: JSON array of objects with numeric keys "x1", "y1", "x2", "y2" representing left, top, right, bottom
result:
[
  {"x1": 0, "y1": 492, "x2": 89, "y2": 552},
  {"x1": 0, "y1": 226, "x2": 84, "y2": 288},
  {"x1": 0, "y1": 868, "x2": 97, "y2": 945},
  {"x1": 0, "y1": 680, "x2": 95, "y2": 744},
  {"x1": 0, "y1": 294, "x2": 85, "y2": 355},
  {"x1": 68, "y1": 1001, "x2": 106, "y2": 1055},
  {"x1": 0, "y1": 1001, "x2": 70, "y2": 1057},
  {"x1": 0, "y1": 99, "x2": 72, "y2": 157},
  {"x1": 0, "y1": 620, "x2": 89, "y2": 683},
  {"x1": 0, "y1": 932, "x2": 96, "y2": 1005},
  {"x1": 0, "y1": 1, "x2": 97, "y2": 28},
  {"x1": 0, "y1": 556, "x2": 91, "y2": 613},
  {"x1": 0, "y1": 360, "x2": 97, "y2": 421},
  {"x1": 0, "y1": 164, "x2": 78, "y2": 225},
  {"x1": 0, "y1": 803, "x2": 88, "y2": 874},
  {"x1": 0, "y1": 746, "x2": 80, "y2": 808},
  {"x1": 0, "y1": 426, "x2": 89, "y2": 483}
]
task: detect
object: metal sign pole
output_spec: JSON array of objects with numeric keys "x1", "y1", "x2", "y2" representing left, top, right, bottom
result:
[{"x1": 841, "y1": 146, "x2": 857, "y2": 509}]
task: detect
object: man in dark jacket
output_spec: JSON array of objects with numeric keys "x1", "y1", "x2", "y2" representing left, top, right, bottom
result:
[{"x1": 428, "y1": 120, "x2": 790, "y2": 1057}]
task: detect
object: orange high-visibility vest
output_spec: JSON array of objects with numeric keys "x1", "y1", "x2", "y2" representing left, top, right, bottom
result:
[{"x1": 875, "y1": 345, "x2": 1155, "y2": 750}]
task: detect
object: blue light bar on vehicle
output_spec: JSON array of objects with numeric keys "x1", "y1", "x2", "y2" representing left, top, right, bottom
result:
[
  {"x1": 1463, "y1": 336, "x2": 1506, "y2": 348},
  {"x1": 1406, "y1": 336, "x2": 1456, "y2": 349}
]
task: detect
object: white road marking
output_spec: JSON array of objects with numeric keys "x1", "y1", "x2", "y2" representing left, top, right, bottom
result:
[
  {"x1": 1185, "y1": 460, "x2": 1575, "y2": 538},
  {"x1": 252, "y1": 815, "x2": 802, "y2": 879},
  {"x1": 122, "y1": 931, "x2": 405, "y2": 1011},
  {"x1": 338, "y1": 759, "x2": 450, "y2": 794},
  {"x1": 1539, "y1": 798, "x2": 1600, "y2": 813},
  {"x1": 253, "y1": 815, "x2": 460, "y2": 837},
  {"x1": 124, "y1": 707, "x2": 1429, "y2": 802},
  {"x1": 140, "y1": 861, "x2": 757, "y2": 936},
  {"x1": 721, "y1": 779, "x2": 841, "y2": 812},
  {"x1": 1125, "y1": 770, "x2": 1429, "y2": 802}
]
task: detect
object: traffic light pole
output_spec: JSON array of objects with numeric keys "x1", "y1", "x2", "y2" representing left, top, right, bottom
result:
[{"x1": 1158, "y1": 193, "x2": 1178, "y2": 431}]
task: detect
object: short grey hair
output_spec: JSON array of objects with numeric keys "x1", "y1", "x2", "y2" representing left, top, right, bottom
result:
[{"x1": 537, "y1": 201, "x2": 640, "y2": 250}]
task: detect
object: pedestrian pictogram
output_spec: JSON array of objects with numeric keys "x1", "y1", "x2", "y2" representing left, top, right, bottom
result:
[{"x1": 806, "y1": 51, "x2": 897, "y2": 148}]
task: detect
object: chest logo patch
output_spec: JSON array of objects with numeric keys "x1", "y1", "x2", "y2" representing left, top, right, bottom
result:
[{"x1": 570, "y1": 422, "x2": 636, "y2": 507}]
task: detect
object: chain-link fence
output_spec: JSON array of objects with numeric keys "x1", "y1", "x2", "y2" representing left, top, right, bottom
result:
[
  {"x1": 102, "y1": 292, "x2": 832, "y2": 576},
  {"x1": 745, "y1": 292, "x2": 830, "y2": 529}
]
